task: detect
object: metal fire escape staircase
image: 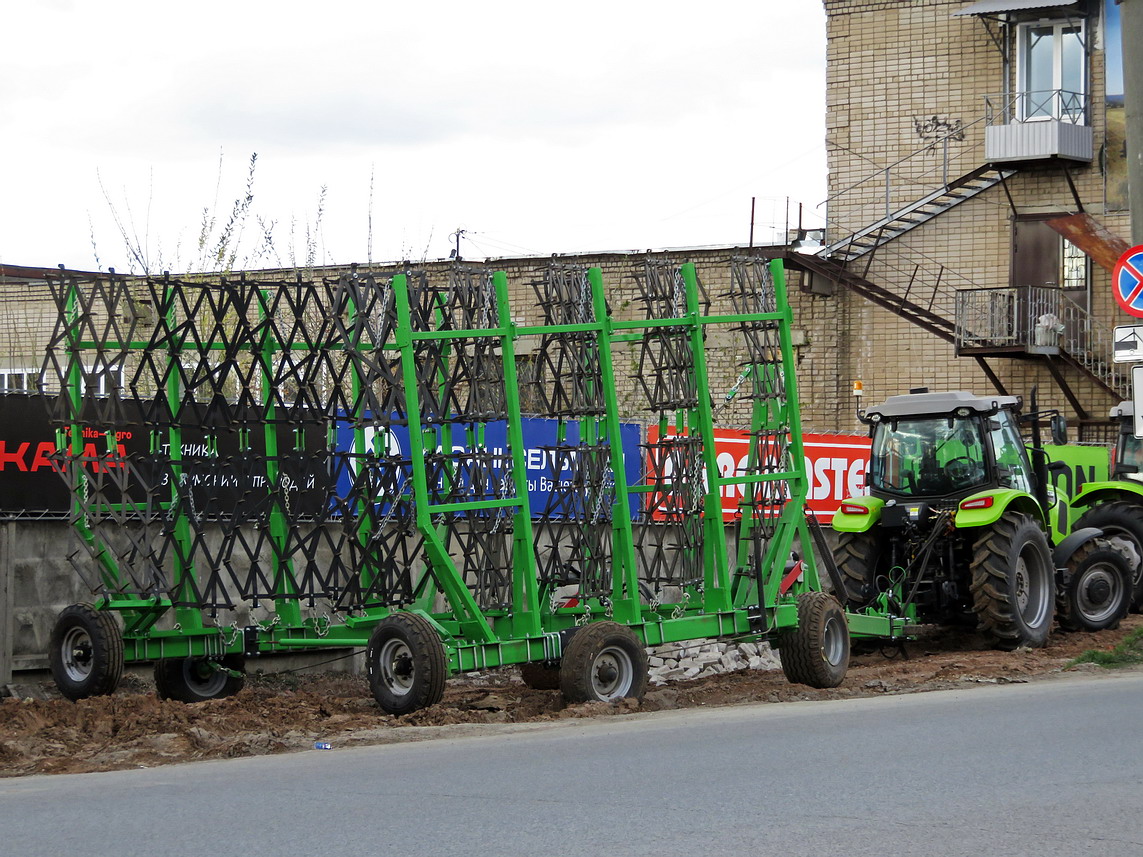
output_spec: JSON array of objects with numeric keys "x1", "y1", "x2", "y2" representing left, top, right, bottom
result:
[
  {"x1": 787, "y1": 124, "x2": 1130, "y2": 412},
  {"x1": 820, "y1": 163, "x2": 1014, "y2": 263}
]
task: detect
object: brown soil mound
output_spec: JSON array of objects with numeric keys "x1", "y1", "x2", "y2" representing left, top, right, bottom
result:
[{"x1": 4, "y1": 616, "x2": 1138, "y2": 777}]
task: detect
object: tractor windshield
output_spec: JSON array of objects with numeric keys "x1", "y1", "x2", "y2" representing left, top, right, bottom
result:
[{"x1": 870, "y1": 415, "x2": 989, "y2": 497}]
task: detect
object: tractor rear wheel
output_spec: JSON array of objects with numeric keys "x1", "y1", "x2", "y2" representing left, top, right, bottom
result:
[
  {"x1": 778, "y1": 591, "x2": 850, "y2": 688},
  {"x1": 970, "y1": 512, "x2": 1053, "y2": 650},
  {"x1": 48, "y1": 603, "x2": 124, "y2": 701},
  {"x1": 559, "y1": 622, "x2": 648, "y2": 704},
  {"x1": 835, "y1": 530, "x2": 880, "y2": 607},
  {"x1": 1074, "y1": 501, "x2": 1143, "y2": 612},
  {"x1": 1056, "y1": 539, "x2": 1132, "y2": 632},
  {"x1": 366, "y1": 613, "x2": 447, "y2": 716},
  {"x1": 154, "y1": 654, "x2": 246, "y2": 703}
]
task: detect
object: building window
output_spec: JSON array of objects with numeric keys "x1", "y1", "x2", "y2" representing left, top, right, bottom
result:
[
  {"x1": 0, "y1": 369, "x2": 36, "y2": 392},
  {"x1": 1061, "y1": 238, "x2": 1088, "y2": 300},
  {"x1": 1017, "y1": 20, "x2": 1086, "y2": 121}
]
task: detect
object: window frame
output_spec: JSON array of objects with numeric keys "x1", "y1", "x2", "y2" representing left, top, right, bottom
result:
[{"x1": 1014, "y1": 17, "x2": 1088, "y2": 122}]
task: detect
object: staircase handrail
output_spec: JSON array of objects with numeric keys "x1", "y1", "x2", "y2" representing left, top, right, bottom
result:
[{"x1": 821, "y1": 115, "x2": 988, "y2": 211}]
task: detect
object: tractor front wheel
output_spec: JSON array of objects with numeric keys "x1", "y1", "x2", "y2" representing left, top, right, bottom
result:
[
  {"x1": 778, "y1": 591, "x2": 850, "y2": 688},
  {"x1": 48, "y1": 603, "x2": 124, "y2": 701},
  {"x1": 559, "y1": 622, "x2": 649, "y2": 704},
  {"x1": 970, "y1": 512, "x2": 1053, "y2": 650},
  {"x1": 1056, "y1": 540, "x2": 1132, "y2": 632},
  {"x1": 365, "y1": 613, "x2": 447, "y2": 716},
  {"x1": 1074, "y1": 501, "x2": 1143, "y2": 612}
]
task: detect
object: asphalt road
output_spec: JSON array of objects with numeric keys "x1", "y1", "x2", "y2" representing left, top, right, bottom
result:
[{"x1": 3, "y1": 672, "x2": 1142, "y2": 857}]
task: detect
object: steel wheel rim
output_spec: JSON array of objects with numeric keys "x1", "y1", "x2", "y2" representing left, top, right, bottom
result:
[
  {"x1": 591, "y1": 646, "x2": 634, "y2": 701},
  {"x1": 821, "y1": 614, "x2": 846, "y2": 666},
  {"x1": 1015, "y1": 551, "x2": 1050, "y2": 628},
  {"x1": 182, "y1": 659, "x2": 228, "y2": 697},
  {"x1": 378, "y1": 638, "x2": 415, "y2": 697},
  {"x1": 1076, "y1": 562, "x2": 1123, "y2": 623},
  {"x1": 61, "y1": 626, "x2": 94, "y2": 683}
]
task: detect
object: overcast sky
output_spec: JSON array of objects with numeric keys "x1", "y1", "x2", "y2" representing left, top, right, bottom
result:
[{"x1": 1, "y1": 1, "x2": 827, "y2": 274}]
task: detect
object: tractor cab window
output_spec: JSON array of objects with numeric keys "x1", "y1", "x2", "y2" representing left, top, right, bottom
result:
[
  {"x1": 1115, "y1": 432, "x2": 1143, "y2": 480},
  {"x1": 870, "y1": 415, "x2": 988, "y2": 497},
  {"x1": 987, "y1": 409, "x2": 1034, "y2": 494}
]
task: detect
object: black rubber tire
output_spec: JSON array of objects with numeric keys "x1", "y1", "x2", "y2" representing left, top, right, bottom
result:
[
  {"x1": 970, "y1": 512, "x2": 1054, "y2": 650},
  {"x1": 778, "y1": 591, "x2": 850, "y2": 689},
  {"x1": 48, "y1": 603, "x2": 124, "y2": 701},
  {"x1": 153, "y1": 654, "x2": 246, "y2": 703},
  {"x1": 1074, "y1": 501, "x2": 1143, "y2": 612},
  {"x1": 1056, "y1": 539, "x2": 1132, "y2": 632},
  {"x1": 519, "y1": 662, "x2": 562, "y2": 690},
  {"x1": 835, "y1": 530, "x2": 880, "y2": 607},
  {"x1": 365, "y1": 613, "x2": 447, "y2": 716},
  {"x1": 559, "y1": 621, "x2": 649, "y2": 704}
]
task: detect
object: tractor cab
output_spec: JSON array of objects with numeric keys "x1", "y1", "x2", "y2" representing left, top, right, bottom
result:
[
  {"x1": 1110, "y1": 402, "x2": 1143, "y2": 483},
  {"x1": 863, "y1": 390, "x2": 1034, "y2": 504}
]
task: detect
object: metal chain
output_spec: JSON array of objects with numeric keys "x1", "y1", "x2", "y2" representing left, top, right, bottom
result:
[{"x1": 711, "y1": 366, "x2": 752, "y2": 421}]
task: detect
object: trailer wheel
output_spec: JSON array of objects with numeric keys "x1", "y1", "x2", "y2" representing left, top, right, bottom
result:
[
  {"x1": 835, "y1": 530, "x2": 880, "y2": 606},
  {"x1": 154, "y1": 654, "x2": 246, "y2": 703},
  {"x1": 1056, "y1": 540, "x2": 1132, "y2": 632},
  {"x1": 49, "y1": 603, "x2": 124, "y2": 701},
  {"x1": 1074, "y1": 501, "x2": 1143, "y2": 612},
  {"x1": 560, "y1": 621, "x2": 648, "y2": 704},
  {"x1": 970, "y1": 512, "x2": 1053, "y2": 650},
  {"x1": 519, "y1": 662, "x2": 562, "y2": 690},
  {"x1": 366, "y1": 613, "x2": 447, "y2": 716},
  {"x1": 778, "y1": 592, "x2": 850, "y2": 688}
]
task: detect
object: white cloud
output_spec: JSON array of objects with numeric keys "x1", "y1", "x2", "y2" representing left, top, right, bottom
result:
[{"x1": 0, "y1": 0, "x2": 827, "y2": 271}]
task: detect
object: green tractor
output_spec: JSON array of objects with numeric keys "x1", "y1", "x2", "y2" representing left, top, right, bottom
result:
[
  {"x1": 1069, "y1": 401, "x2": 1143, "y2": 611},
  {"x1": 833, "y1": 389, "x2": 1132, "y2": 648}
]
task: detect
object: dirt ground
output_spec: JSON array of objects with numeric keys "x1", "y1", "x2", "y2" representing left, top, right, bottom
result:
[{"x1": 3, "y1": 616, "x2": 1140, "y2": 778}]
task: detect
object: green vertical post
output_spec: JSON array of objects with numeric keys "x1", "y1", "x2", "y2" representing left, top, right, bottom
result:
[
  {"x1": 391, "y1": 274, "x2": 494, "y2": 642},
  {"x1": 257, "y1": 287, "x2": 300, "y2": 627},
  {"x1": 166, "y1": 278, "x2": 203, "y2": 631},
  {"x1": 680, "y1": 262, "x2": 733, "y2": 612},
  {"x1": 492, "y1": 271, "x2": 541, "y2": 637},
  {"x1": 588, "y1": 267, "x2": 641, "y2": 624}
]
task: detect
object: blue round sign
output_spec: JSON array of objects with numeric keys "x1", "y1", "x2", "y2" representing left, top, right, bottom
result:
[{"x1": 1113, "y1": 246, "x2": 1143, "y2": 318}]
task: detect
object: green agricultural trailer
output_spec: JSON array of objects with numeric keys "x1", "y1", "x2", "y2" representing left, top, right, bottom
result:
[{"x1": 42, "y1": 258, "x2": 906, "y2": 714}]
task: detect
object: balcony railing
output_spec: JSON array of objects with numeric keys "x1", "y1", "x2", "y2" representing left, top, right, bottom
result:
[
  {"x1": 983, "y1": 91, "x2": 1092, "y2": 163},
  {"x1": 984, "y1": 90, "x2": 1088, "y2": 125},
  {"x1": 955, "y1": 286, "x2": 1128, "y2": 396}
]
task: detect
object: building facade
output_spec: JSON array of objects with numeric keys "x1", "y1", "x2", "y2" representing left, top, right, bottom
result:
[{"x1": 812, "y1": 0, "x2": 1129, "y2": 438}]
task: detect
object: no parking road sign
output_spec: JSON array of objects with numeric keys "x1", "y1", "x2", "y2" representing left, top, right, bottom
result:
[{"x1": 1113, "y1": 245, "x2": 1143, "y2": 318}]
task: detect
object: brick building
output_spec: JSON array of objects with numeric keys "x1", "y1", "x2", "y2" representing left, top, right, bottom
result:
[{"x1": 799, "y1": 0, "x2": 1131, "y2": 439}]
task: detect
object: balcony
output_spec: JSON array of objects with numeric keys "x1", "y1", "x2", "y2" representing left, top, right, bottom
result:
[
  {"x1": 955, "y1": 286, "x2": 1128, "y2": 398},
  {"x1": 983, "y1": 91, "x2": 1093, "y2": 164}
]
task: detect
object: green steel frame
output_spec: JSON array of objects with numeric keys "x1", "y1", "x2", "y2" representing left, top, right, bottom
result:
[{"x1": 47, "y1": 258, "x2": 905, "y2": 686}]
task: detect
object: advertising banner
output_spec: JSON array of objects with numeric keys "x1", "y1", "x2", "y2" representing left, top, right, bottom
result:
[{"x1": 646, "y1": 425, "x2": 872, "y2": 522}]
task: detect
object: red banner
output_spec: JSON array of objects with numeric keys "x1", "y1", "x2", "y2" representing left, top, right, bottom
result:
[{"x1": 645, "y1": 427, "x2": 871, "y2": 522}]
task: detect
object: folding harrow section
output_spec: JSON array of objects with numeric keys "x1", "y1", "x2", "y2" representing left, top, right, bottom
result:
[{"x1": 42, "y1": 257, "x2": 902, "y2": 711}]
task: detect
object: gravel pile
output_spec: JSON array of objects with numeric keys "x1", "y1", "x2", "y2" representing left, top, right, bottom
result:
[{"x1": 647, "y1": 640, "x2": 781, "y2": 685}]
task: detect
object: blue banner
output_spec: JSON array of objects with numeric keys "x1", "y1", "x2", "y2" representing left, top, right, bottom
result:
[{"x1": 332, "y1": 417, "x2": 643, "y2": 520}]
